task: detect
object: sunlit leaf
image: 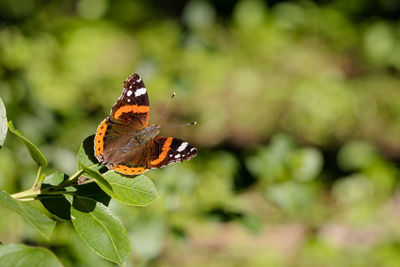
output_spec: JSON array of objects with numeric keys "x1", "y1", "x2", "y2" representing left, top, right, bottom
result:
[
  {"x1": 42, "y1": 171, "x2": 67, "y2": 186},
  {"x1": 0, "y1": 243, "x2": 63, "y2": 267},
  {"x1": 0, "y1": 191, "x2": 56, "y2": 239},
  {"x1": 79, "y1": 164, "x2": 112, "y2": 191},
  {"x1": 7, "y1": 121, "x2": 47, "y2": 167},
  {"x1": 0, "y1": 97, "x2": 7, "y2": 148},
  {"x1": 100, "y1": 171, "x2": 158, "y2": 206},
  {"x1": 71, "y1": 196, "x2": 130, "y2": 265}
]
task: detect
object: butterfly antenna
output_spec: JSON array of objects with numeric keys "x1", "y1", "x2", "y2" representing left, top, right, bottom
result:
[
  {"x1": 156, "y1": 92, "x2": 176, "y2": 126},
  {"x1": 162, "y1": 121, "x2": 197, "y2": 128}
]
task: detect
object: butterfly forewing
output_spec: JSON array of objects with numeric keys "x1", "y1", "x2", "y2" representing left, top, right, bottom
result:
[
  {"x1": 149, "y1": 137, "x2": 198, "y2": 169},
  {"x1": 110, "y1": 73, "x2": 149, "y2": 128}
]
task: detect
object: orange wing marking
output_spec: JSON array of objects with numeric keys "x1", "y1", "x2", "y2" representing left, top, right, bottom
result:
[
  {"x1": 94, "y1": 119, "x2": 108, "y2": 158},
  {"x1": 114, "y1": 105, "x2": 149, "y2": 119},
  {"x1": 113, "y1": 165, "x2": 148, "y2": 175},
  {"x1": 151, "y1": 137, "x2": 173, "y2": 165}
]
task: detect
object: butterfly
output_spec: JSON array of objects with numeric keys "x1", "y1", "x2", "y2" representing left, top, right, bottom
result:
[{"x1": 94, "y1": 73, "x2": 198, "y2": 175}]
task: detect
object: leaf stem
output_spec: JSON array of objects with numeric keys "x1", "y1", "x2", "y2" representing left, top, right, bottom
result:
[
  {"x1": 61, "y1": 169, "x2": 84, "y2": 187},
  {"x1": 31, "y1": 166, "x2": 42, "y2": 190},
  {"x1": 11, "y1": 165, "x2": 97, "y2": 201},
  {"x1": 11, "y1": 189, "x2": 36, "y2": 199}
]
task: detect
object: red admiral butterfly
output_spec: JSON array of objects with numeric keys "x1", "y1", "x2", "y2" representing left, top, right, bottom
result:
[{"x1": 94, "y1": 73, "x2": 198, "y2": 175}]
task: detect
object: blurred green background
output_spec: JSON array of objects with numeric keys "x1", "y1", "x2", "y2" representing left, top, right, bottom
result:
[{"x1": 2, "y1": 0, "x2": 400, "y2": 266}]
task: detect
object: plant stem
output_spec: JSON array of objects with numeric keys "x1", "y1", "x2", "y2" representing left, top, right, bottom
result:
[
  {"x1": 11, "y1": 166, "x2": 95, "y2": 201},
  {"x1": 31, "y1": 166, "x2": 42, "y2": 190},
  {"x1": 60, "y1": 169, "x2": 84, "y2": 187},
  {"x1": 11, "y1": 189, "x2": 36, "y2": 199}
]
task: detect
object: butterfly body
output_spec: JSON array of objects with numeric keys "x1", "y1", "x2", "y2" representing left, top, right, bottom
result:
[
  {"x1": 94, "y1": 73, "x2": 197, "y2": 176},
  {"x1": 132, "y1": 125, "x2": 160, "y2": 145}
]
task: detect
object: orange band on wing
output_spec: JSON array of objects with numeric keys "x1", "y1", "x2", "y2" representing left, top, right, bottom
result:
[
  {"x1": 151, "y1": 137, "x2": 173, "y2": 165},
  {"x1": 114, "y1": 105, "x2": 149, "y2": 119},
  {"x1": 94, "y1": 119, "x2": 108, "y2": 158},
  {"x1": 113, "y1": 165, "x2": 148, "y2": 175}
]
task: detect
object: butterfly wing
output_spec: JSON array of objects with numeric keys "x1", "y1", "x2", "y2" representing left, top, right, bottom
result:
[
  {"x1": 109, "y1": 143, "x2": 151, "y2": 175},
  {"x1": 94, "y1": 118, "x2": 135, "y2": 163},
  {"x1": 148, "y1": 137, "x2": 198, "y2": 169},
  {"x1": 108, "y1": 137, "x2": 197, "y2": 176},
  {"x1": 94, "y1": 73, "x2": 150, "y2": 164},
  {"x1": 110, "y1": 73, "x2": 150, "y2": 128}
]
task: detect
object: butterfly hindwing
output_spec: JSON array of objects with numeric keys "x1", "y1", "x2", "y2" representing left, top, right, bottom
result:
[
  {"x1": 109, "y1": 144, "x2": 151, "y2": 175},
  {"x1": 110, "y1": 73, "x2": 149, "y2": 128},
  {"x1": 103, "y1": 137, "x2": 198, "y2": 175}
]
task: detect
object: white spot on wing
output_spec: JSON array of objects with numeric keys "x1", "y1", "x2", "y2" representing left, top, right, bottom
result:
[
  {"x1": 169, "y1": 154, "x2": 173, "y2": 157},
  {"x1": 135, "y1": 87, "x2": 147, "y2": 97},
  {"x1": 177, "y1": 142, "x2": 188, "y2": 152},
  {"x1": 190, "y1": 148, "x2": 195, "y2": 152},
  {"x1": 175, "y1": 154, "x2": 181, "y2": 159},
  {"x1": 127, "y1": 99, "x2": 131, "y2": 102},
  {"x1": 127, "y1": 90, "x2": 133, "y2": 97},
  {"x1": 137, "y1": 77, "x2": 142, "y2": 82},
  {"x1": 129, "y1": 85, "x2": 132, "y2": 89}
]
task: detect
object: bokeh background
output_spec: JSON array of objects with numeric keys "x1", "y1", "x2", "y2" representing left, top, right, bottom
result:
[{"x1": 2, "y1": 0, "x2": 400, "y2": 266}]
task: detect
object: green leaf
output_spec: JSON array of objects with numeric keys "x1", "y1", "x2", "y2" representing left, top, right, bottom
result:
[
  {"x1": 100, "y1": 171, "x2": 158, "y2": 206},
  {"x1": 74, "y1": 182, "x2": 111, "y2": 207},
  {"x1": 79, "y1": 164, "x2": 112, "y2": 191},
  {"x1": 0, "y1": 243, "x2": 63, "y2": 267},
  {"x1": 42, "y1": 171, "x2": 67, "y2": 186},
  {"x1": 38, "y1": 172, "x2": 72, "y2": 220},
  {"x1": 77, "y1": 135, "x2": 97, "y2": 166},
  {"x1": 7, "y1": 121, "x2": 47, "y2": 167},
  {"x1": 0, "y1": 97, "x2": 7, "y2": 148},
  {"x1": 40, "y1": 195, "x2": 71, "y2": 220},
  {"x1": 0, "y1": 191, "x2": 56, "y2": 239},
  {"x1": 78, "y1": 135, "x2": 105, "y2": 172},
  {"x1": 71, "y1": 196, "x2": 130, "y2": 265},
  {"x1": 39, "y1": 172, "x2": 111, "y2": 219}
]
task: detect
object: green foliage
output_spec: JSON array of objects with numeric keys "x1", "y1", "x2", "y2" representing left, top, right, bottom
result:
[
  {"x1": 77, "y1": 135, "x2": 104, "y2": 172},
  {"x1": 79, "y1": 164, "x2": 112, "y2": 191},
  {"x1": 101, "y1": 171, "x2": 158, "y2": 206},
  {"x1": 0, "y1": 107, "x2": 157, "y2": 265},
  {"x1": 71, "y1": 197, "x2": 130, "y2": 266},
  {"x1": 246, "y1": 134, "x2": 324, "y2": 183},
  {"x1": 7, "y1": 121, "x2": 47, "y2": 167},
  {"x1": 2, "y1": 0, "x2": 400, "y2": 266},
  {"x1": 337, "y1": 140, "x2": 377, "y2": 171},
  {"x1": 0, "y1": 97, "x2": 6, "y2": 148},
  {"x1": 0, "y1": 191, "x2": 56, "y2": 239},
  {"x1": 0, "y1": 244, "x2": 63, "y2": 267}
]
